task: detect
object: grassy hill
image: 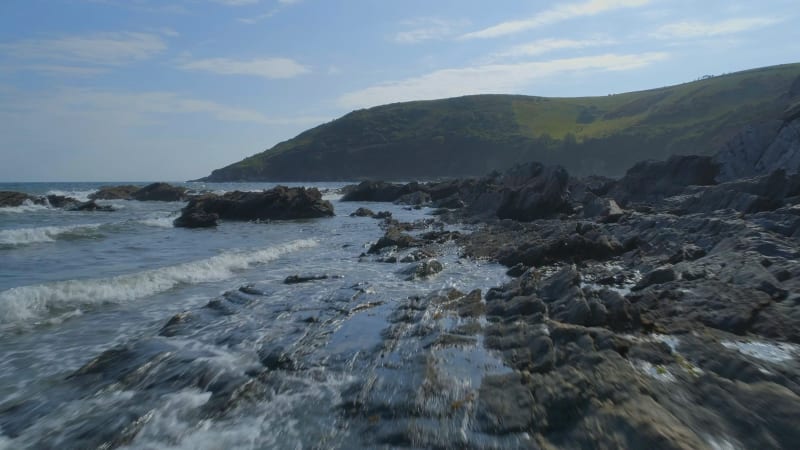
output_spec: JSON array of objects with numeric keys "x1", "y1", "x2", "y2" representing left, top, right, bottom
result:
[{"x1": 201, "y1": 63, "x2": 800, "y2": 181}]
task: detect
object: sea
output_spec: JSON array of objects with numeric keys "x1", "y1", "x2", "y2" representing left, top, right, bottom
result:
[{"x1": 0, "y1": 182, "x2": 512, "y2": 449}]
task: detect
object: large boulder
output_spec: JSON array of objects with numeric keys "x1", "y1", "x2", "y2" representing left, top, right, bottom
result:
[
  {"x1": 132, "y1": 183, "x2": 188, "y2": 202},
  {"x1": 0, "y1": 191, "x2": 40, "y2": 207},
  {"x1": 678, "y1": 170, "x2": 793, "y2": 214},
  {"x1": 173, "y1": 186, "x2": 333, "y2": 227},
  {"x1": 341, "y1": 181, "x2": 416, "y2": 202},
  {"x1": 608, "y1": 155, "x2": 719, "y2": 206},
  {"x1": 89, "y1": 185, "x2": 140, "y2": 200},
  {"x1": 494, "y1": 163, "x2": 572, "y2": 221}
]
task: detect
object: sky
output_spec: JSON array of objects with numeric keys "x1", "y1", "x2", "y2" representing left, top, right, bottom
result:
[{"x1": 0, "y1": 0, "x2": 797, "y2": 181}]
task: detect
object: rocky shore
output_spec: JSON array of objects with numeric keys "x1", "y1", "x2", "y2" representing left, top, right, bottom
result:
[{"x1": 335, "y1": 108, "x2": 800, "y2": 447}]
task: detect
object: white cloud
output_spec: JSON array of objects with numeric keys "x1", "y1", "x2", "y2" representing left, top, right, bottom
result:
[
  {"x1": 338, "y1": 52, "x2": 668, "y2": 109},
  {"x1": 0, "y1": 32, "x2": 166, "y2": 66},
  {"x1": 652, "y1": 17, "x2": 781, "y2": 39},
  {"x1": 393, "y1": 18, "x2": 468, "y2": 44},
  {"x1": 2, "y1": 88, "x2": 326, "y2": 126},
  {"x1": 491, "y1": 37, "x2": 618, "y2": 60},
  {"x1": 179, "y1": 57, "x2": 310, "y2": 79},
  {"x1": 461, "y1": 0, "x2": 651, "y2": 39},
  {"x1": 238, "y1": 10, "x2": 278, "y2": 24}
]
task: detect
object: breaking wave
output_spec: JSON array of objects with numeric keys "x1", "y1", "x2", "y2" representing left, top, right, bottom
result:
[{"x1": 0, "y1": 239, "x2": 318, "y2": 326}]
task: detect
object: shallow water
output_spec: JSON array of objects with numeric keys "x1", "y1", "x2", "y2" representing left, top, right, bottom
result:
[{"x1": 0, "y1": 182, "x2": 510, "y2": 449}]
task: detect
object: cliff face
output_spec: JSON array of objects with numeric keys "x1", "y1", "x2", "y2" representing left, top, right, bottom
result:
[{"x1": 715, "y1": 103, "x2": 800, "y2": 182}]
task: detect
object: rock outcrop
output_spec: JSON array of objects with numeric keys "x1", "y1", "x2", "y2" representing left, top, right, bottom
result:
[{"x1": 173, "y1": 186, "x2": 334, "y2": 227}]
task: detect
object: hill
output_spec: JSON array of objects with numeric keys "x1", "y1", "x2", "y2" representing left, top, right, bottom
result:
[{"x1": 200, "y1": 63, "x2": 800, "y2": 181}]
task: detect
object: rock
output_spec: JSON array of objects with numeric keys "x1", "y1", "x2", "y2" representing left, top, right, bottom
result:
[
  {"x1": 395, "y1": 191, "x2": 431, "y2": 206},
  {"x1": 608, "y1": 155, "x2": 719, "y2": 205},
  {"x1": 582, "y1": 194, "x2": 624, "y2": 222},
  {"x1": 350, "y1": 207, "x2": 375, "y2": 217},
  {"x1": 173, "y1": 210, "x2": 219, "y2": 228},
  {"x1": 368, "y1": 228, "x2": 419, "y2": 254},
  {"x1": 341, "y1": 181, "x2": 413, "y2": 202},
  {"x1": 132, "y1": 182, "x2": 188, "y2": 202},
  {"x1": 44, "y1": 195, "x2": 81, "y2": 209},
  {"x1": 89, "y1": 185, "x2": 140, "y2": 200},
  {"x1": 715, "y1": 116, "x2": 800, "y2": 182},
  {"x1": 374, "y1": 211, "x2": 393, "y2": 219},
  {"x1": 678, "y1": 170, "x2": 791, "y2": 214},
  {"x1": 668, "y1": 244, "x2": 706, "y2": 264},
  {"x1": 70, "y1": 200, "x2": 115, "y2": 212},
  {"x1": 475, "y1": 373, "x2": 535, "y2": 434},
  {"x1": 173, "y1": 186, "x2": 334, "y2": 227},
  {"x1": 495, "y1": 163, "x2": 572, "y2": 221},
  {"x1": 633, "y1": 265, "x2": 677, "y2": 290},
  {"x1": 284, "y1": 274, "x2": 332, "y2": 284},
  {"x1": 403, "y1": 259, "x2": 443, "y2": 280},
  {"x1": 0, "y1": 191, "x2": 40, "y2": 207}
]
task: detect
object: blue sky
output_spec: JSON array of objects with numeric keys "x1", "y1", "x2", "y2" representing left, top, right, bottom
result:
[{"x1": 0, "y1": 0, "x2": 797, "y2": 181}]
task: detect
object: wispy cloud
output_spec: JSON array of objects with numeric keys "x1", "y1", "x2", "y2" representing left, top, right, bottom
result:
[
  {"x1": 238, "y1": 9, "x2": 278, "y2": 24},
  {"x1": 652, "y1": 17, "x2": 782, "y2": 39},
  {"x1": 2, "y1": 88, "x2": 326, "y2": 126},
  {"x1": 179, "y1": 57, "x2": 310, "y2": 79},
  {"x1": 461, "y1": 0, "x2": 651, "y2": 40},
  {"x1": 0, "y1": 32, "x2": 167, "y2": 66},
  {"x1": 338, "y1": 52, "x2": 668, "y2": 109},
  {"x1": 490, "y1": 37, "x2": 618, "y2": 60},
  {"x1": 393, "y1": 18, "x2": 469, "y2": 44}
]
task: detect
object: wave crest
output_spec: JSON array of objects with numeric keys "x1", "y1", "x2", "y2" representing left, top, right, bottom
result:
[{"x1": 0, "y1": 239, "x2": 318, "y2": 326}]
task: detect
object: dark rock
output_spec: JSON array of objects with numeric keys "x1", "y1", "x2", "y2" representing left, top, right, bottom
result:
[
  {"x1": 679, "y1": 170, "x2": 790, "y2": 214},
  {"x1": 633, "y1": 265, "x2": 677, "y2": 290},
  {"x1": 368, "y1": 228, "x2": 419, "y2": 254},
  {"x1": 0, "y1": 191, "x2": 40, "y2": 207},
  {"x1": 495, "y1": 163, "x2": 572, "y2": 221},
  {"x1": 89, "y1": 185, "x2": 140, "y2": 200},
  {"x1": 395, "y1": 191, "x2": 431, "y2": 206},
  {"x1": 44, "y1": 194, "x2": 81, "y2": 209},
  {"x1": 350, "y1": 207, "x2": 375, "y2": 217},
  {"x1": 582, "y1": 194, "x2": 624, "y2": 222},
  {"x1": 475, "y1": 373, "x2": 535, "y2": 434},
  {"x1": 715, "y1": 116, "x2": 800, "y2": 181},
  {"x1": 173, "y1": 210, "x2": 218, "y2": 228},
  {"x1": 341, "y1": 181, "x2": 412, "y2": 202},
  {"x1": 609, "y1": 155, "x2": 719, "y2": 205},
  {"x1": 258, "y1": 348, "x2": 296, "y2": 371},
  {"x1": 70, "y1": 200, "x2": 115, "y2": 212},
  {"x1": 173, "y1": 186, "x2": 334, "y2": 227},
  {"x1": 403, "y1": 259, "x2": 443, "y2": 281},
  {"x1": 668, "y1": 244, "x2": 706, "y2": 264},
  {"x1": 284, "y1": 274, "x2": 333, "y2": 284},
  {"x1": 132, "y1": 182, "x2": 188, "y2": 202},
  {"x1": 374, "y1": 211, "x2": 393, "y2": 219}
]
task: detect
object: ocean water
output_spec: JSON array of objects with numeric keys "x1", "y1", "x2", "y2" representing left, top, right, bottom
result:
[{"x1": 0, "y1": 182, "x2": 511, "y2": 449}]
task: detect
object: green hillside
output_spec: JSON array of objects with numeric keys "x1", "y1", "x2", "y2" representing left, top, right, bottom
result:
[{"x1": 202, "y1": 63, "x2": 800, "y2": 181}]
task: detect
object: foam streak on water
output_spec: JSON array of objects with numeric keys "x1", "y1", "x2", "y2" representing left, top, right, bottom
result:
[
  {"x1": 0, "y1": 223, "x2": 103, "y2": 246},
  {"x1": 0, "y1": 239, "x2": 318, "y2": 326}
]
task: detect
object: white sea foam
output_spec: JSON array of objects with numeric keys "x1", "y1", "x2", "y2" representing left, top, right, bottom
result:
[
  {"x1": 45, "y1": 189, "x2": 96, "y2": 203},
  {"x1": 0, "y1": 223, "x2": 104, "y2": 246},
  {"x1": 0, "y1": 199, "x2": 50, "y2": 214},
  {"x1": 138, "y1": 215, "x2": 180, "y2": 228},
  {"x1": 0, "y1": 239, "x2": 317, "y2": 325}
]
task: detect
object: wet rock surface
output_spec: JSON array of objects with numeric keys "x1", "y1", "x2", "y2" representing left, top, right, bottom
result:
[{"x1": 173, "y1": 186, "x2": 334, "y2": 227}]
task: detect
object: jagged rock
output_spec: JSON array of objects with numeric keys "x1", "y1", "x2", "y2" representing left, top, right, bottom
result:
[
  {"x1": 132, "y1": 182, "x2": 188, "y2": 202},
  {"x1": 89, "y1": 185, "x2": 140, "y2": 200},
  {"x1": 395, "y1": 191, "x2": 431, "y2": 206},
  {"x1": 172, "y1": 210, "x2": 218, "y2": 228},
  {"x1": 368, "y1": 228, "x2": 419, "y2": 254},
  {"x1": 350, "y1": 207, "x2": 375, "y2": 217},
  {"x1": 608, "y1": 155, "x2": 719, "y2": 206},
  {"x1": 173, "y1": 186, "x2": 334, "y2": 227},
  {"x1": 582, "y1": 194, "x2": 624, "y2": 222},
  {"x1": 284, "y1": 274, "x2": 332, "y2": 284},
  {"x1": 341, "y1": 181, "x2": 413, "y2": 202},
  {"x1": 403, "y1": 259, "x2": 443, "y2": 281},
  {"x1": 633, "y1": 265, "x2": 677, "y2": 291},
  {"x1": 0, "y1": 191, "x2": 40, "y2": 207},
  {"x1": 495, "y1": 163, "x2": 572, "y2": 221},
  {"x1": 70, "y1": 200, "x2": 114, "y2": 212}
]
